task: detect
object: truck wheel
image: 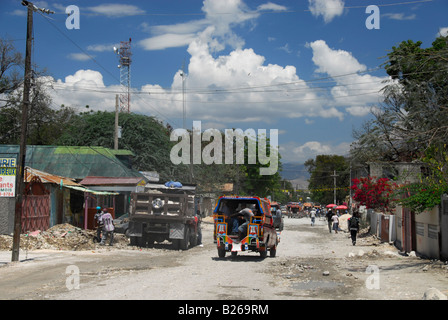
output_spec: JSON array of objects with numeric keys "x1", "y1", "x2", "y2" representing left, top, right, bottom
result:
[
  {"x1": 130, "y1": 236, "x2": 143, "y2": 247},
  {"x1": 179, "y1": 226, "x2": 190, "y2": 250},
  {"x1": 172, "y1": 239, "x2": 180, "y2": 250},
  {"x1": 259, "y1": 250, "x2": 267, "y2": 258},
  {"x1": 190, "y1": 229, "x2": 198, "y2": 247},
  {"x1": 218, "y1": 245, "x2": 226, "y2": 258},
  {"x1": 270, "y1": 245, "x2": 277, "y2": 257}
]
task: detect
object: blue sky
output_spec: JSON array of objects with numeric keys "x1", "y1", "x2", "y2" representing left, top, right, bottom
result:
[{"x1": 1, "y1": 0, "x2": 447, "y2": 166}]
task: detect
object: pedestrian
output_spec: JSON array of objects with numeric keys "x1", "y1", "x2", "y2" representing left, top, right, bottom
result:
[
  {"x1": 348, "y1": 211, "x2": 360, "y2": 245},
  {"x1": 310, "y1": 209, "x2": 316, "y2": 226},
  {"x1": 94, "y1": 206, "x2": 103, "y2": 243},
  {"x1": 99, "y1": 208, "x2": 115, "y2": 246},
  {"x1": 326, "y1": 209, "x2": 333, "y2": 233},
  {"x1": 195, "y1": 210, "x2": 203, "y2": 247},
  {"x1": 331, "y1": 211, "x2": 339, "y2": 234}
]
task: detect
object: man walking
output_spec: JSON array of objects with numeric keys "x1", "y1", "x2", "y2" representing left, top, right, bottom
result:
[
  {"x1": 310, "y1": 209, "x2": 316, "y2": 226},
  {"x1": 99, "y1": 208, "x2": 115, "y2": 246},
  {"x1": 326, "y1": 209, "x2": 333, "y2": 233},
  {"x1": 348, "y1": 211, "x2": 360, "y2": 245}
]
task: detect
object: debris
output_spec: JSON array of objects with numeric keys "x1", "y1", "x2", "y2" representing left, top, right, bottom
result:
[
  {"x1": 322, "y1": 271, "x2": 330, "y2": 276},
  {"x1": 422, "y1": 288, "x2": 447, "y2": 300},
  {"x1": 0, "y1": 223, "x2": 129, "y2": 251}
]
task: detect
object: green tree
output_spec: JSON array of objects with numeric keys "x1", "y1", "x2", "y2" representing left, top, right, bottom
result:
[
  {"x1": 350, "y1": 36, "x2": 448, "y2": 212},
  {"x1": 0, "y1": 38, "x2": 23, "y2": 95},
  {"x1": 57, "y1": 111, "x2": 179, "y2": 181},
  {"x1": 0, "y1": 81, "x2": 76, "y2": 145},
  {"x1": 305, "y1": 155, "x2": 349, "y2": 205}
]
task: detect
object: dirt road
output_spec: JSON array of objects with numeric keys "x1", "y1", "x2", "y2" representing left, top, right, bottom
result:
[{"x1": 0, "y1": 216, "x2": 447, "y2": 300}]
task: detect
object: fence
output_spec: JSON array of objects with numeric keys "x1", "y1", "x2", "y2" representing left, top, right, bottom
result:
[
  {"x1": 21, "y1": 195, "x2": 50, "y2": 233},
  {"x1": 368, "y1": 210, "x2": 396, "y2": 243}
]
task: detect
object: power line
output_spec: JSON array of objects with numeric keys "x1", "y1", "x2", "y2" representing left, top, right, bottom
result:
[{"x1": 43, "y1": 0, "x2": 433, "y2": 17}]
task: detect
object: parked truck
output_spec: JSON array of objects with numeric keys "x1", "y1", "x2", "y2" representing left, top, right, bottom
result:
[{"x1": 128, "y1": 183, "x2": 200, "y2": 250}]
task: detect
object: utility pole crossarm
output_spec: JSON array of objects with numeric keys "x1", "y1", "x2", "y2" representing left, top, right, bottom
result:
[{"x1": 330, "y1": 170, "x2": 339, "y2": 205}]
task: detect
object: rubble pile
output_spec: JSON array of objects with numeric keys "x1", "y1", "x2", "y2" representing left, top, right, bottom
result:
[{"x1": 0, "y1": 224, "x2": 129, "y2": 251}]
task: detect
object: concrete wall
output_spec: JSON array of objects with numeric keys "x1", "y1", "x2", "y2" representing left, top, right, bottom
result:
[
  {"x1": 414, "y1": 206, "x2": 440, "y2": 259},
  {"x1": 441, "y1": 195, "x2": 448, "y2": 260},
  {"x1": 0, "y1": 198, "x2": 15, "y2": 235}
]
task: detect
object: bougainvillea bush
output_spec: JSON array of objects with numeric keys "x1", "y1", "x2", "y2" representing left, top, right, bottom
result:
[{"x1": 351, "y1": 176, "x2": 397, "y2": 213}]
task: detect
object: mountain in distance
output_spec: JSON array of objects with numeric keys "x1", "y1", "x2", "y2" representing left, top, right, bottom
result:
[{"x1": 280, "y1": 162, "x2": 309, "y2": 190}]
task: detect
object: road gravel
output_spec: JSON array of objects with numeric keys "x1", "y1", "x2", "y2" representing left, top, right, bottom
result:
[{"x1": 0, "y1": 216, "x2": 447, "y2": 300}]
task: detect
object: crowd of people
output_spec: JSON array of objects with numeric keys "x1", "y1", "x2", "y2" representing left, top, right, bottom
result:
[{"x1": 302, "y1": 206, "x2": 361, "y2": 246}]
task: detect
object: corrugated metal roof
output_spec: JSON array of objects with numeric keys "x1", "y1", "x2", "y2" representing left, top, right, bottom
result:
[
  {"x1": 80, "y1": 176, "x2": 145, "y2": 186},
  {"x1": 0, "y1": 145, "x2": 143, "y2": 180},
  {"x1": 25, "y1": 166, "x2": 79, "y2": 186}
]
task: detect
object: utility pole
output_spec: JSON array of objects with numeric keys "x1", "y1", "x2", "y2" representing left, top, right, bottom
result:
[
  {"x1": 12, "y1": 1, "x2": 54, "y2": 262},
  {"x1": 114, "y1": 94, "x2": 119, "y2": 150},
  {"x1": 331, "y1": 170, "x2": 339, "y2": 205}
]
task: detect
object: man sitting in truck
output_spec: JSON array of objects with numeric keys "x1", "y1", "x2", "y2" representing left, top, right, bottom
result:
[
  {"x1": 220, "y1": 202, "x2": 239, "y2": 235},
  {"x1": 237, "y1": 207, "x2": 254, "y2": 240}
]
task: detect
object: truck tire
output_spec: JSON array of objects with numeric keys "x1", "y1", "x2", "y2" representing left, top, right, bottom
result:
[
  {"x1": 179, "y1": 226, "x2": 190, "y2": 250},
  {"x1": 218, "y1": 245, "x2": 226, "y2": 258},
  {"x1": 130, "y1": 236, "x2": 142, "y2": 247},
  {"x1": 270, "y1": 245, "x2": 277, "y2": 257}
]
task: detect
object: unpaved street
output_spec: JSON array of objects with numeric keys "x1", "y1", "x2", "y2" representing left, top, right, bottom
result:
[{"x1": 0, "y1": 216, "x2": 447, "y2": 300}]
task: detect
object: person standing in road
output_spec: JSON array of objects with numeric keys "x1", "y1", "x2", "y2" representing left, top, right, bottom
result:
[
  {"x1": 99, "y1": 208, "x2": 115, "y2": 246},
  {"x1": 331, "y1": 211, "x2": 339, "y2": 234},
  {"x1": 310, "y1": 209, "x2": 316, "y2": 226},
  {"x1": 326, "y1": 209, "x2": 333, "y2": 233},
  {"x1": 94, "y1": 206, "x2": 104, "y2": 242},
  {"x1": 195, "y1": 210, "x2": 203, "y2": 247},
  {"x1": 348, "y1": 211, "x2": 360, "y2": 245}
]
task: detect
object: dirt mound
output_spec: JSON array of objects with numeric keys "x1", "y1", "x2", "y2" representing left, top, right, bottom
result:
[{"x1": 0, "y1": 224, "x2": 129, "y2": 251}]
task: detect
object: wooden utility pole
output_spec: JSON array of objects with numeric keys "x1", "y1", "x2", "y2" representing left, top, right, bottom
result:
[
  {"x1": 12, "y1": 1, "x2": 54, "y2": 262},
  {"x1": 12, "y1": 2, "x2": 33, "y2": 262}
]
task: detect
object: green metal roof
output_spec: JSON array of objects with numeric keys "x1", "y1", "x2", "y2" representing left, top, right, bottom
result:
[{"x1": 0, "y1": 145, "x2": 143, "y2": 180}]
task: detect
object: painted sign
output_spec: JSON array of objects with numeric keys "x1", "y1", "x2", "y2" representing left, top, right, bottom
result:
[{"x1": 0, "y1": 157, "x2": 16, "y2": 197}]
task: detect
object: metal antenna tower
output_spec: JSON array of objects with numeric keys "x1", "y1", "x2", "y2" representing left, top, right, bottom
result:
[{"x1": 114, "y1": 38, "x2": 132, "y2": 113}]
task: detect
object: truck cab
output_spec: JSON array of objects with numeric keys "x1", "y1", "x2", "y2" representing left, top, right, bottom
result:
[{"x1": 213, "y1": 196, "x2": 279, "y2": 258}]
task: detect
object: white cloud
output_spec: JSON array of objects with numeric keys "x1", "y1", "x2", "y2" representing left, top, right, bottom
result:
[
  {"x1": 46, "y1": 38, "x2": 384, "y2": 129},
  {"x1": 138, "y1": 0, "x2": 262, "y2": 51},
  {"x1": 139, "y1": 34, "x2": 197, "y2": 51},
  {"x1": 280, "y1": 140, "x2": 351, "y2": 163},
  {"x1": 438, "y1": 27, "x2": 448, "y2": 37},
  {"x1": 382, "y1": 13, "x2": 416, "y2": 20},
  {"x1": 67, "y1": 53, "x2": 94, "y2": 61},
  {"x1": 9, "y1": 9, "x2": 26, "y2": 17},
  {"x1": 308, "y1": 0, "x2": 345, "y2": 23},
  {"x1": 308, "y1": 40, "x2": 389, "y2": 115},
  {"x1": 86, "y1": 4, "x2": 145, "y2": 17},
  {"x1": 43, "y1": 1, "x2": 384, "y2": 133},
  {"x1": 257, "y1": 2, "x2": 287, "y2": 12},
  {"x1": 86, "y1": 43, "x2": 119, "y2": 52}
]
